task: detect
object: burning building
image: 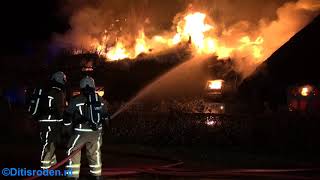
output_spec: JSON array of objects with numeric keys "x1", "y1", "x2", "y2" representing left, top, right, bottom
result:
[
  {"x1": 202, "y1": 58, "x2": 240, "y2": 114},
  {"x1": 50, "y1": 0, "x2": 320, "y2": 113},
  {"x1": 239, "y1": 15, "x2": 320, "y2": 113}
]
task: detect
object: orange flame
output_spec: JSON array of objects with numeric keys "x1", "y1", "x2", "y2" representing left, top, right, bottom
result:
[
  {"x1": 238, "y1": 36, "x2": 264, "y2": 59},
  {"x1": 174, "y1": 12, "x2": 214, "y2": 53},
  {"x1": 106, "y1": 42, "x2": 130, "y2": 60},
  {"x1": 135, "y1": 30, "x2": 149, "y2": 55},
  {"x1": 91, "y1": 11, "x2": 266, "y2": 62},
  {"x1": 300, "y1": 86, "x2": 312, "y2": 96},
  {"x1": 207, "y1": 80, "x2": 224, "y2": 90}
]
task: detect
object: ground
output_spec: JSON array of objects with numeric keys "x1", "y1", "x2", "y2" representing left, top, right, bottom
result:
[{"x1": 1, "y1": 139, "x2": 320, "y2": 180}]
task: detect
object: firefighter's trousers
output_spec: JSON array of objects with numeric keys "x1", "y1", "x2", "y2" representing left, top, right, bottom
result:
[
  {"x1": 65, "y1": 129, "x2": 102, "y2": 178},
  {"x1": 39, "y1": 121, "x2": 62, "y2": 169}
]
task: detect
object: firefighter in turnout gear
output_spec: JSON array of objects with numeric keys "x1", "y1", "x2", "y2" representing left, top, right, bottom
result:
[
  {"x1": 38, "y1": 71, "x2": 67, "y2": 169},
  {"x1": 64, "y1": 76, "x2": 108, "y2": 180}
]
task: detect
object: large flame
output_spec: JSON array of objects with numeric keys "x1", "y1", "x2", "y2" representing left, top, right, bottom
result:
[
  {"x1": 106, "y1": 42, "x2": 131, "y2": 60},
  {"x1": 91, "y1": 11, "x2": 268, "y2": 62},
  {"x1": 174, "y1": 12, "x2": 214, "y2": 54},
  {"x1": 135, "y1": 30, "x2": 150, "y2": 55}
]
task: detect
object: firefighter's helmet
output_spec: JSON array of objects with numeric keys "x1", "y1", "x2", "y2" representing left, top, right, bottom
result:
[
  {"x1": 51, "y1": 71, "x2": 67, "y2": 85},
  {"x1": 80, "y1": 76, "x2": 95, "y2": 89}
]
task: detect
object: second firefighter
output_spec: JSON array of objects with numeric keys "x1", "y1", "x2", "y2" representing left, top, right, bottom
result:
[{"x1": 64, "y1": 76, "x2": 108, "y2": 180}]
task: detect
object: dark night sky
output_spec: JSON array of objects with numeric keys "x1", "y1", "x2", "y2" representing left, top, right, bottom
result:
[{"x1": 0, "y1": 0, "x2": 68, "y2": 54}]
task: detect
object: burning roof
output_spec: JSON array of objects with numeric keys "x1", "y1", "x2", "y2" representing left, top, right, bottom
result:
[
  {"x1": 239, "y1": 14, "x2": 320, "y2": 102},
  {"x1": 68, "y1": 11, "x2": 264, "y2": 62},
  {"x1": 55, "y1": 0, "x2": 320, "y2": 78}
]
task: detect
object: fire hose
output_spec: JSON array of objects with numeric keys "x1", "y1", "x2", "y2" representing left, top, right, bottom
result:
[
  {"x1": 139, "y1": 167, "x2": 320, "y2": 180},
  {"x1": 23, "y1": 144, "x2": 184, "y2": 180},
  {"x1": 23, "y1": 143, "x2": 320, "y2": 180},
  {"x1": 23, "y1": 145, "x2": 85, "y2": 180}
]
